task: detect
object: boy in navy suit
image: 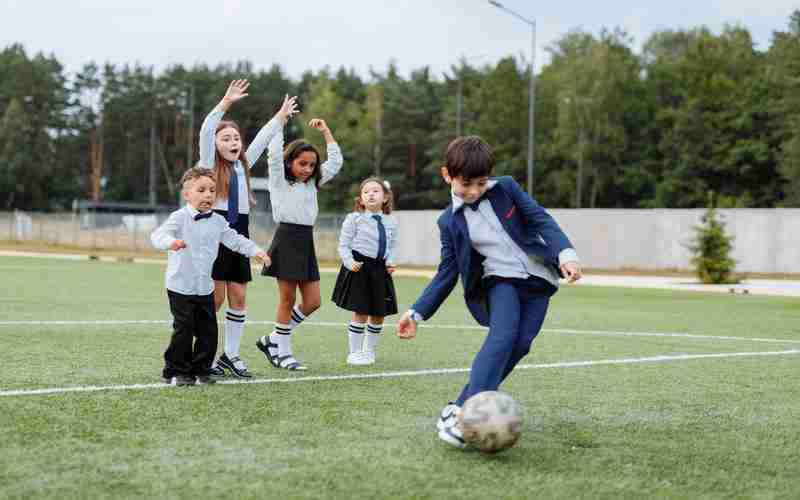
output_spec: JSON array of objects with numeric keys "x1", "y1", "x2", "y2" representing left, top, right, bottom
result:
[{"x1": 397, "y1": 136, "x2": 582, "y2": 448}]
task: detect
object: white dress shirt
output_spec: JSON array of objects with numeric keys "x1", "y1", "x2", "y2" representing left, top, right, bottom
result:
[
  {"x1": 451, "y1": 181, "x2": 579, "y2": 288},
  {"x1": 198, "y1": 105, "x2": 282, "y2": 214},
  {"x1": 337, "y1": 211, "x2": 399, "y2": 270},
  {"x1": 267, "y1": 123, "x2": 343, "y2": 225},
  {"x1": 151, "y1": 205, "x2": 263, "y2": 295}
]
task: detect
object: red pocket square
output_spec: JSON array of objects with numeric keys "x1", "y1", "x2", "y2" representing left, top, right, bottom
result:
[{"x1": 504, "y1": 206, "x2": 516, "y2": 219}]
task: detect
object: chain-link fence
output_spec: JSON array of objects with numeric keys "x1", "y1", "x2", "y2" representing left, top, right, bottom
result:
[{"x1": 0, "y1": 210, "x2": 347, "y2": 261}]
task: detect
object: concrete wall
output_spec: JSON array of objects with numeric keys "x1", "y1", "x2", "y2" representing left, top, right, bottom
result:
[{"x1": 391, "y1": 209, "x2": 800, "y2": 274}]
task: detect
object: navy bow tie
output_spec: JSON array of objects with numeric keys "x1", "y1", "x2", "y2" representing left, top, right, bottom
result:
[
  {"x1": 465, "y1": 193, "x2": 489, "y2": 211},
  {"x1": 194, "y1": 211, "x2": 213, "y2": 221}
]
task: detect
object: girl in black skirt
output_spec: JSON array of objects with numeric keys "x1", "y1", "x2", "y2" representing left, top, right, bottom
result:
[
  {"x1": 256, "y1": 117, "x2": 344, "y2": 371},
  {"x1": 198, "y1": 80, "x2": 298, "y2": 378},
  {"x1": 331, "y1": 177, "x2": 399, "y2": 366}
]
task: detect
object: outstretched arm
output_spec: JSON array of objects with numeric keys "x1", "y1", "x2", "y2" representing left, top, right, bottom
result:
[
  {"x1": 308, "y1": 119, "x2": 343, "y2": 185},
  {"x1": 246, "y1": 94, "x2": 299, "y2": 166}
]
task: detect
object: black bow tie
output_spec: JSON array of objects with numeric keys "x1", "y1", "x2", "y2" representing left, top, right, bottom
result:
[
  {"x1": 465, "y1": 194, "x2": 488, "y2": 211},
  {"x1": 194, "y1": 211, "x2": 213, "y2": 221}
]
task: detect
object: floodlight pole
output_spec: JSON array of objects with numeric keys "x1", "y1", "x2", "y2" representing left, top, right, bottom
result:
[{"x1": 488, "y1": 0, "x2": 536, "y2": 197}]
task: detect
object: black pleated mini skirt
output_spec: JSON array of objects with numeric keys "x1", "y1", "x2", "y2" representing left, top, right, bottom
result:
[
  {"x1": 331, "y1": 250, "x2": 398, "y2": 317},
  {"x1": 211, "y1": 211, "x2": 252, "y2": 283},
  {"x1": 261, "y1": 222, "x2": 320, "y2": 282}
]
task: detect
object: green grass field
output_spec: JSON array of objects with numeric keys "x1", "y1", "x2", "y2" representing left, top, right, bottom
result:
[{"x1": 1, "y1": 255, "x2": 799, "y2": 500}]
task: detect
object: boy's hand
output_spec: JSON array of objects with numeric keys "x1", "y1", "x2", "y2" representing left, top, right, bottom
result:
[
  {"x1": 277, "y1": 94, "x2": 299, "y2": 124},
  {"x1": 351, "y1": 262, "x2": 363, "y2": 272},
  {"x1": 396, "y1": 311, "x2": 417, "y2": 340},
  {"x1": 255, "y1": 251, "x2": 271, "y2": 267},
  {"x1": 308, "y1": 118, "x2": 329, "y2": 133},
  {"x1": 222, "y1": 79, "x2": 250, "y2": 105},
  {"x1": 560, "y1": 261, "x2": 582, "y2": 283},
  {"x1": 170, "y1": 240, "x2": 186, "y2": 251},
  {"x1": 386, "y1": 265, "x2": 396, "y2": 274}
]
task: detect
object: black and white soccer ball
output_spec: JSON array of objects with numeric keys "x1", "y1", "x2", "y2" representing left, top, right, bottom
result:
[{"x1": 458, "y1": 391, "x2": 522, "y2": 454}]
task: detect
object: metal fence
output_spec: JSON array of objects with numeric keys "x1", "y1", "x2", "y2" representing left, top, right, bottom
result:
[{"x1": 0, "y1": 210, "x2": 347, "y2": 261}]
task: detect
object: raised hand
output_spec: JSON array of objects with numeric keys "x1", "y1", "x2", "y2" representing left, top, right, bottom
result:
[
  {"x1": 222, "y1": 79, "x2": 250, "y2": 105},
  {"x1": 308, "y1": 118, "x2": 329, "y2": 133},
  {"x1": 277, "y1": 94, "x2": 299, "y2": 124}
]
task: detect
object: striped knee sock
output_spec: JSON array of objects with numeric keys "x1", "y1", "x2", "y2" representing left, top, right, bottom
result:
[
  {"x1": 224, "y1": 308, "x2": 246, "y2": 358},
  {"x1": 348, "y1": 321, "x2": 366, "y2": 354},
  {"x1": 264, "y1": 323, "x2": 292, "y2": 357},
  {"x1": 289, "y1": 306, "x2": 307, "y2": 331},
  {"x1": 365, "y1": 323, "x2": 383, "y2": 352}
]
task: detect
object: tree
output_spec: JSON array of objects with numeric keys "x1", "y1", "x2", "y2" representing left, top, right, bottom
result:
[{"x1": 689, "y1": 192, "x2": 738, "y2": 284}]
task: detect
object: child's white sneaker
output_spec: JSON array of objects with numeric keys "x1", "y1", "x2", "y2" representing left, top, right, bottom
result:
[
  {"x1": 346, "y1": 351, "x2": 375, "y2": 366},
  {"x1": 436, "y1": 402, "x2": 466, "y2": 449}
]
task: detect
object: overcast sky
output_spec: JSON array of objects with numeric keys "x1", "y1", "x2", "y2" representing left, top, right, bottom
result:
[{"x1": 2, "y1": 0, "x2": 797, "y2": 80}]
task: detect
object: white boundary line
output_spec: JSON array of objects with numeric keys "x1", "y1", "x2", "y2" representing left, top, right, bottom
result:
[
  {"x1": 1, "y1": 349, "x2": 798, "y2": 398},
  {"x1": 1, "y1": 319, "x2": 799, "y2": 345}
]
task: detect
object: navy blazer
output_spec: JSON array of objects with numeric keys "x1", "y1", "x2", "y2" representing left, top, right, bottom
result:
[{"x1": 411, "y1": 176, "x2": 574, "y2": 327}]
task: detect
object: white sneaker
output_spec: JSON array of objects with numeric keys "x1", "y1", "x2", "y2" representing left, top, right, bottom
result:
[
  {"x1": 346, "y1": 351, "x2": 375, "y2": 366},
  {"x1": 436, "y1": 403, "x2": 466, "y2": 449}
]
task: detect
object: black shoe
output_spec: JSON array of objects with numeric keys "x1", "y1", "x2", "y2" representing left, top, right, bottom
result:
[
  {"x1": 208, "y1": 363, "x2": 225, "y2": 377},
  {"x1": 195, "y1": 375, "x2": 217, "y2": 385},
  {"x1": 164, "y1": 375, "x2": 196, "y2": 386},
  {"x1": 256, "y1": 337, "x2": 280, "y2": 367},
  {"x1": 218, "y1": 352, "x2": 252, "y2": 378}
]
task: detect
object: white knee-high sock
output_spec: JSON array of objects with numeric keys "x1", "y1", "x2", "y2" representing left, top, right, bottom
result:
[
  {"x1": 289, "y1": 305, "x2": 307, "y2": 331},
  {"x1": 348, "y1": 321, "x2": 366, "y2": 354},
  {"x1": 366, "y1": 323, "x2": 383, "y2": 352},
  {"x1": 265, "y1": 323, "x2": 292, "y2": 357},
  {"x1": 224, "y1": 308, "x2": 246, "y2": 358}
]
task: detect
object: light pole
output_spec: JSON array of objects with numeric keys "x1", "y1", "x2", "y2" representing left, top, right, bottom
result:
[{"x1": 488, "y1": 0, "x2": 536, "y2": 197}]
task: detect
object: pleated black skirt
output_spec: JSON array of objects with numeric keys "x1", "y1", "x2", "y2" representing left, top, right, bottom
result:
[
  {"x1": 261, "y1": 223, "x2": 320, "y2": 282},
  {"x1": 331, "y1": 250, "x2": 398, "y2": 317},
  {"x1": 211, "y1": 211, "x2": 252, "y2": 283}
]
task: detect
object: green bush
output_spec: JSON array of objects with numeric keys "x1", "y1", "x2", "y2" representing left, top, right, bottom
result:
[{"x1": 689, "y1": 192, "x2": 738, "y2": 284}]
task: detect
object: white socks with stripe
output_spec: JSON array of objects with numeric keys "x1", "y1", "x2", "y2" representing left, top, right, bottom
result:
[
  {"x1": 224, "y1": 308, "x2": 246, "y2": 358},
  {"x1": 265, "y1": 323, "x2": 292, "y2": 357},
  {"x1": 348, "y1": 321, "x2": 365, "y2": 354},
  {"x1": 366, "y1": 323, "x2": 383, "y2": 352},
  {"x1": 289, "y1": 305, "x2": 307, "y2": 331}
]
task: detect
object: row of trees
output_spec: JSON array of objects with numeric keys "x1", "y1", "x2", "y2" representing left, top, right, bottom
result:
[{"x1": 2, "y1": 12, "x2": 800, "y2": 211}]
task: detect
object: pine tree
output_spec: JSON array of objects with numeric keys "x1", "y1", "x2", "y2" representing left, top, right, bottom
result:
[{"x1": 689, "y1": 191, "x2": 738, "y2": 283}]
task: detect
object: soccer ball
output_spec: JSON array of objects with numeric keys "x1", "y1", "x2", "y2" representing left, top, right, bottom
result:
[{"x1": 458, "y1": 391, "x2": 522, "y2": 454}]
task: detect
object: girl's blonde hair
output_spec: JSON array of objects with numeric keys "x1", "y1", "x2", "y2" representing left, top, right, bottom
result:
[
  {"x1": 214, "y1": 120, "x2": 256, "y2": 205},
  {"x1": 353, "y1": 177, "x2": 393, "y2": 214}
]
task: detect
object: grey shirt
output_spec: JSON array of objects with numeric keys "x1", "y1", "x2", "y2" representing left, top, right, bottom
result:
[
  {"x1": 452, "y1": 181, "x2": 579, "y2": 288},
  {"x1": 151, "y1": 206, "x2": 263, "y2": 295},
  {"x1": 267, "y1": 123, "x2": 343, "y2": 225},
  {"x1": 337, "y1": 211, "x2": 399, "y2": 269}
]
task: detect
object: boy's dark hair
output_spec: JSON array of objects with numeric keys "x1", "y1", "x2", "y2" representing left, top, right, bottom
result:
[
  {"x1": 284, "y1": 139, "x2": 322, "y2": 187},
  {"x1": 180, "y1": 167, "x2": 216, "y2": 188},
  {"x1": 444, "y1": 135, "x2": 495, "y2": 180}
]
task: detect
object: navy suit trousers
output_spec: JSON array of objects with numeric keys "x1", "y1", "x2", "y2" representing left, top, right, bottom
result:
[{"x1": 455, "y1": 277, "x2": 553, "y2": 405}]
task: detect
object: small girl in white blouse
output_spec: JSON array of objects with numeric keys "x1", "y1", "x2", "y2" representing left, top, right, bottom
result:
[
  {"x1": 256, "y1": 118, "x2": 344, "y2": 371},
  {"x1": 331, "y1": 177, "x2": 399, "y2": 366}
]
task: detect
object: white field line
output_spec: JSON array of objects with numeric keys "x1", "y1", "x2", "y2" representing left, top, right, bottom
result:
[
  {"x1": 1, "y1": 349, "x2": 798, "y2": 398},
  {"x1": 0, "y1": 319, "x2": 798, "y2": 346}
]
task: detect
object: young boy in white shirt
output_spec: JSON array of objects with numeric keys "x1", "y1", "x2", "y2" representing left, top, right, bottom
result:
[{"x1": 151, "y1": 167, "x2": 269, "y2": 386}]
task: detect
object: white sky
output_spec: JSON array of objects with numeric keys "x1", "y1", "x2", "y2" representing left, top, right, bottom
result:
[{"x1": 2, "y1": 0, "x2": 797, "y2": 80}]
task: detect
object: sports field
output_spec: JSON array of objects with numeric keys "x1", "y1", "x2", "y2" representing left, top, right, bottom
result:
[{"x1": 2, "y1": 255, "x2": 799, "y2": 499}]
